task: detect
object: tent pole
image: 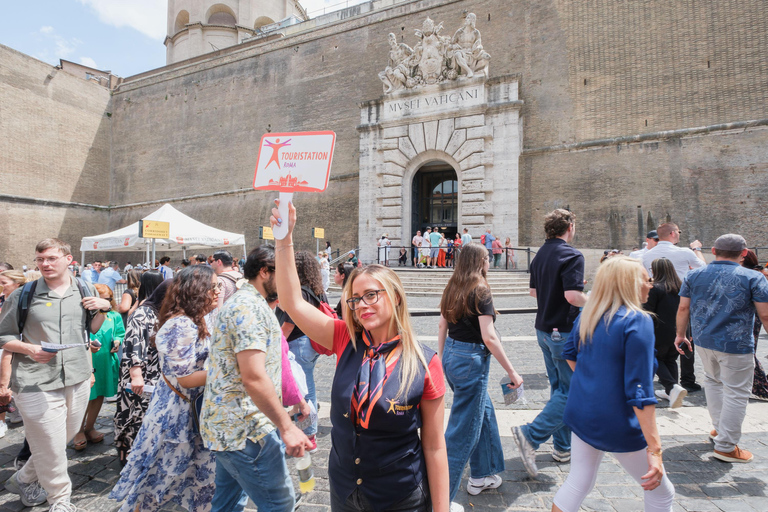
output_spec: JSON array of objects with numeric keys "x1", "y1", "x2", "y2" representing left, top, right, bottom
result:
[
  {"x1": 182, "y1": 246, "x2": 187, "y2": 259},
  {"x1": 146, "y1": 241, "x2": 150, "y2": 268},
  {"x1": 152, "y1": 239, "x2": 156, "y2": 269}
]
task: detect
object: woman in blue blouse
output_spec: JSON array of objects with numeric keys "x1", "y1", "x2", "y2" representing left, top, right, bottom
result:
[{"x1": 553, "y1": 256, "x2": 674, "y2": 512}]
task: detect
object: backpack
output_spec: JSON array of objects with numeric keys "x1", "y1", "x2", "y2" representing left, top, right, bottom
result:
[
  {"x1": 480, "y1": 234, "x2": 486, "y2": 245},
  {"x1": 17, "y1": 277, "x2": 95, "y2": 334},
  {"x1": 300, "y1": 286, "x2": 337, "y2": 356}
]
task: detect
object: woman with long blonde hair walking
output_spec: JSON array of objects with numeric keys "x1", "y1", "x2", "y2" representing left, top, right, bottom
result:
[{"x1": 552, "y1": 256, "x2": 674, "y2": 511}]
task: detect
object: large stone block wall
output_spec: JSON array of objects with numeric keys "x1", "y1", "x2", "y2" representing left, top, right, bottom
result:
[
  {"x1": 4, "y1": 0, "x2": 768, "y2": 264},
  {"x1": 109, "y1": 0, "x2": 768, "y2": 253},
  {"x1": 521, "y1": 126, "x2": 768, "y2": 249},
  {"x1": 0, "y1": 44, "x2": 111, "y2": 267}
]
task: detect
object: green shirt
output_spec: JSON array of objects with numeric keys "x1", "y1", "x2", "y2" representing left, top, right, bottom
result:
[
  {"x1": 0, "y1": 277, "x2": 95, "y2": 393},
  {"x1": 200, "y1": 283, "x2": 282, "y2": 452}
]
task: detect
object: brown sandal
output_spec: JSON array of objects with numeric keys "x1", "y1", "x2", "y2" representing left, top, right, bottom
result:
[
  {"x1": 73, "y1": 433, "x2": 87, "y2": 451},
  {"x1": 84, "y1": 429, "x2": 105, "y2": 444}
]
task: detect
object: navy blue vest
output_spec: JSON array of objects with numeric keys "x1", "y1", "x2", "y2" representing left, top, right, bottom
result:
[{"x1": 328, "y1": 335, "x2": 435, "y2": 511}]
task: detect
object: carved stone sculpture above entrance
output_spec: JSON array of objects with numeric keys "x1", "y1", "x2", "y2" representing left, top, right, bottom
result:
[{"x1": 378, "y1": 13, "x2": 491, "y2": 94}]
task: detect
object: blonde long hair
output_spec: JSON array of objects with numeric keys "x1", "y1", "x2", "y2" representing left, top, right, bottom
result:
[
  {"x1": 578, "y1": 256, "x2": 649, "y2": 346},
  {"x1": 341, "y1": 264, "x2": 429, "y2": 401}
]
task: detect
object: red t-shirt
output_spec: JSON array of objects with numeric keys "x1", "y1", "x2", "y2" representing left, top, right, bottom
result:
[{"x1": 330, "y1": 319, "x2": 445, "y2": 401}]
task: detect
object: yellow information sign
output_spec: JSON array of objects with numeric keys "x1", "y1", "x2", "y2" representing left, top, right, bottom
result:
[
  {"x1": 260, "y1": 226, "x2": 274, "y2": 240},
  {"x1": 139, "y1": 220, "x2": 170, "y2": 239},
  {"x1": 313, "y1": 228, "x2": 325, "y2": 239}
]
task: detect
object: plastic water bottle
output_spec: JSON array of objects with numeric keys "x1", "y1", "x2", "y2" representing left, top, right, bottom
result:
[
  {"x1": 551, "y1": 328, "x2": 562, "y2": 342},
  {"x1": 296, "y1": 452, "x2": 315, "y2": 494}
]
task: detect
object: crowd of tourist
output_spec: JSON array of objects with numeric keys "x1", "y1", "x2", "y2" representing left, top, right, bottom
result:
[
  {"x1": 403, "y1": 227, "x2": 517, "y2": 269},
  {"x1": 0, "y1": 206, "x2": 766, "y2": 512}
]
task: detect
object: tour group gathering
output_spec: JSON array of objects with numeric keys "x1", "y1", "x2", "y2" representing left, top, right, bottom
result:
[{"x1": 1, "y1": 204, "x2": 767, "y2": 512}]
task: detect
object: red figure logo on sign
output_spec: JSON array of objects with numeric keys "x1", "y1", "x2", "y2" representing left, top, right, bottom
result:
[{"x1": 263, "y1": 138, "x2": 292, "y2": 170}]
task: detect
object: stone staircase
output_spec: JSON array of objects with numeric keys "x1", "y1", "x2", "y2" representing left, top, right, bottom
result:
[{"x1": 329, "y1": 268, "x2": 531, "y2": 297}]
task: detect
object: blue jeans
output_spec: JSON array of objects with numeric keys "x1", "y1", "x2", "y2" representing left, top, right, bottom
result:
[
  {"x1": 442, "y1": 337, "x2": 505, "y2": 501},
  {"x1": 521, "y1": 329, "x2": 574, "y2": 451},
  {"x1": 210, "y1": 430, "x2": 295, "y2": 512},
  {"x1": 289, "y1": 335, "x2": 319, "y2": 436}
]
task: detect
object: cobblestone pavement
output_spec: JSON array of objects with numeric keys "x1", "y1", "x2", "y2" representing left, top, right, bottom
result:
[{"x1": 1, "y1": 294, "x2": 766, "y2": 511}]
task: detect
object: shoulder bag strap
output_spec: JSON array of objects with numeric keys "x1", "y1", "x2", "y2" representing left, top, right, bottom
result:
[{"x1": 161, "y1": 374, "x2": 190, "y2": 403}]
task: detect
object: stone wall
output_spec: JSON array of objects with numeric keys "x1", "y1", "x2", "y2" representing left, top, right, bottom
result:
[
  {"x1": 0, "y1": 44, "x2": 111, "y2": 267},
  {"x1": 109, "y1": 0, "x2": 768, "y2": 254},
  {"x1": 521, "y1": 126, "x2": 768, "y2": 250},
  {"x1": 3, "y1": 0, "x2": 768, "y2": 266}
]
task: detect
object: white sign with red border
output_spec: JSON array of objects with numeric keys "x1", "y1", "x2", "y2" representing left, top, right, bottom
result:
[{"x1": 253, "y1": 131, "x2": 336, "y2": 192}]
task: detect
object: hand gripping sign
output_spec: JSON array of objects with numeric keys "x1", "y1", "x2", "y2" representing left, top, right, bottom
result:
[{"x1": 253, "y1": 131, "x2": 336, "y2": 239}]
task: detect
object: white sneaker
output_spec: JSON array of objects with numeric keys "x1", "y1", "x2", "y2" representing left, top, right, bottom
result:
[
  {"x1": 5, "y1": 472, "x2": 48, "y2": 507},
  {"x1": 450, "y1": 503, "x2": 464, "y2": 512},
  {"x1": 552, "y1": 448, "x2": 571, "y2": 462},
  {"x1": 49, "y1": 501, "x2": 80, "y2": 512},
  {"x1": 512, "y1": 426, "x2": 538, "y2": 478},
  {"x1": 0, "y1": 421, "x2": 8, "y2": 438},
  {"x1": 655, "y1": 389, "x2": 669, "y2": 401},
  {"x1": 466, "y1": 474, "x2": 502, "y2": 495},
  {"x1": 668, "y1": 384, "x2": 688, "y2": 409}
]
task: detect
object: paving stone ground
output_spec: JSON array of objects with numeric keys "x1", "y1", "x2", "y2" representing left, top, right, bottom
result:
[{"x1": 1, "y1": 294, "x2": 766, "y2": 511}]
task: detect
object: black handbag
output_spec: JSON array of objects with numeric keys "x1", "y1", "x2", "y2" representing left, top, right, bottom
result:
[{"x1": 162, "y1": 374, "x2": 204, "y2": 434}]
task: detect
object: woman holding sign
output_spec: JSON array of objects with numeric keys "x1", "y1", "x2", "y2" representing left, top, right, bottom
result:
[{"x1": 271, "y1": 200, "x2": 449, "y2": 512}]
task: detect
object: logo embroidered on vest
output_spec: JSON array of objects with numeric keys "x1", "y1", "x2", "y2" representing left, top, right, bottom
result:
[{"x1": 385, "y1": 398, "x2": 414, "y2": 415}]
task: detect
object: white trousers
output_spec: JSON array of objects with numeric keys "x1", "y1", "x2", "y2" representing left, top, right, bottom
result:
[
  {"x1": 697, "y1": 346, "x2": 754, "y2": 452},
  {"x1": 14, "y1": 380, "x2": 90, "y2": 504},
  {"x1": 553, "y1": 433, "x2": 675, "y2": 512}
]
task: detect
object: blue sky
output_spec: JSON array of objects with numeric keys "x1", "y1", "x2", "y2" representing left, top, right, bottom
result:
[{"x1": 2, "y1": 0, "x2": 365, "y2": 78}]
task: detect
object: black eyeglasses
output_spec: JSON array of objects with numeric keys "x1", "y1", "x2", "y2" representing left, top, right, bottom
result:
[{"x1": 346, "y1": 289, "x2": 386, "y2": 310}]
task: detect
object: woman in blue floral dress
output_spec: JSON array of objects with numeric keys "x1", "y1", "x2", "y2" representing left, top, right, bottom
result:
[{"x1": 110, "y1": 265, "x2": 220, "y2": 512}]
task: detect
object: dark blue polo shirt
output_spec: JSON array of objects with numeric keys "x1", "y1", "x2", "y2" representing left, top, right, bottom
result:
[{"x1": 529, "y1": 238, "x2": 585, "y2": 333}]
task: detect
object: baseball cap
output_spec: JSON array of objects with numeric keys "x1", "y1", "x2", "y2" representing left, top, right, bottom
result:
[
  {"x1": 713, "y1": 234, "x2": 747, "y2": 252},
  {"x1": 646, "y1": 230, "x2": 658, "y2": 239}
]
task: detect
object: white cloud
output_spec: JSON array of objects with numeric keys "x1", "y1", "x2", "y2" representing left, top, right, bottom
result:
[
  {"x1": 36, "y1": 26, "x2": 81, "y2": 59},
  {"x1": 76, "y1": 0, "x2": 166, "y2": 40},
  {"x1": 79, "y1": 56, "x2": 98, "y2": 68}
]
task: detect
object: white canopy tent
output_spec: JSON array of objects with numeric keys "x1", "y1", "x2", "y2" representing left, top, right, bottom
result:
[{"x1": 79, "y1": 203, "x2": 247, "y2": 266}]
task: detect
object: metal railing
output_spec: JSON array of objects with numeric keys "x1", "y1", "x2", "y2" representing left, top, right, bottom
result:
[
  {"x1": 368, "y1": 245, "x2": 534, "y2": 271},
  {"x1": 306, "y1": 0, "x2": 368, "y2": 17}
]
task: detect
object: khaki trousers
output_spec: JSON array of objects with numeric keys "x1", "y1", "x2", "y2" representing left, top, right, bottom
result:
[
  {"x1": 698, "y1": 346, "x2": 755, "y2": 452},
  {"x1": 14, "y1": 380, "x2": 90, "y2": 504}
]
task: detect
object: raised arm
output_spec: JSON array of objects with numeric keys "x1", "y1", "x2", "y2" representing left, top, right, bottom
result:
[{"x1": 271, "y1": 200, "x2": 335, "y2": 350}]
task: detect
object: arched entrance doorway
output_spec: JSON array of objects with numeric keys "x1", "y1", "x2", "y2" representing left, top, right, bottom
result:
[{"x1": 411, "y1": 161, "x2": 458, "y2": 240}]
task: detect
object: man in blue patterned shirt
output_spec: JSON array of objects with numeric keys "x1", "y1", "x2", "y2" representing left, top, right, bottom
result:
[
  {"x1": 675, "y1": 234, "x2": 768, "y2": 464},
  {"x1": 201, "y1": 246, "x2": 311, "y2": 512}
]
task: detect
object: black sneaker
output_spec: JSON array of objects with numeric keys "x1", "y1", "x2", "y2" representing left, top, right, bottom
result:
[{"x1": 682, "y1": 382, "x2": 702, "y2": 392}]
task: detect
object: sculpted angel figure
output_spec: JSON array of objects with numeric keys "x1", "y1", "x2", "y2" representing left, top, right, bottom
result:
[
  {"x1": 378, "y1": 33, "x2": 414, "y2": 94},
  {"x1": 449, "y1": 13, "x2": 490, "y2": 78}
]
